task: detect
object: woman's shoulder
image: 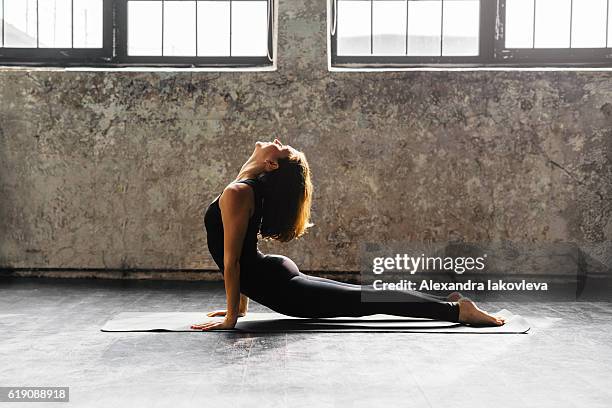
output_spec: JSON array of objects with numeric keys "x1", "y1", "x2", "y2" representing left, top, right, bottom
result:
[
  {"x1": 225, "y1": 178, "x2": 253, "y2": 193},
  {"x1": 218, "y1": 182, "x2": 255, "y2": 216},
  {"x1": 233, "y1": 177, "x2": 263, "y2": 196},
  {"x1": 222, "y1": 181, "x2": 254, "y2": 197},
  {"x1": 235, "y1": 177, "x2": 259, "y2": 187},
  {"x1": 220, "y1": 178, "x2": 261, "y2": 205}
]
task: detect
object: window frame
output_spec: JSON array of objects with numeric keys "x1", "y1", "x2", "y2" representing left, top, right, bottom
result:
[
  {"x1": 0, "y1": 0, "x2": 276, "y2": 68},
  {"x1": 0, "y1": 0, "x2": 114, "y2": 65},
  {"x1": 330, "y1": 0, "x2": 612, "y2": 69},
  {"x1": 495, "y1": 0, "x2": 612, "y2": 66}
]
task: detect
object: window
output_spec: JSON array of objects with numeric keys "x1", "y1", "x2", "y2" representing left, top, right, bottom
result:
[
  {"x1": 0, "y1": 0, "x2": 275, "y2": 68},
  {"x1": 499, "y1": 0, "x2": 612, "y2": 64},
  {"x1": 0, "y1": 0, "x2": 112, "y2": 64},
  {"x1": 329, "y1": 0, "x2": 612, "y2": 68}
]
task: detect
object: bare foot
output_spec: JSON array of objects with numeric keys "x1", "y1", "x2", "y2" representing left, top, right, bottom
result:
[
  {"x1": 457, "y1": 298, "x2": 505, "y2": 326},
  {"x1": 446, "y1": 291, "x2": 464, "y2": 302}
]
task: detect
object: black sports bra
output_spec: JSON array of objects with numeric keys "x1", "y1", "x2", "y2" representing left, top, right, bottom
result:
[{"x1": 203, "y1": 178, "x2": 264, "y2": 271}]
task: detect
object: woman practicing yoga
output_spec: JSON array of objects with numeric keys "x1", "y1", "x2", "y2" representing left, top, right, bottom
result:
[{"x1": 192, "y1": 139, "x2": 505, "y2": 330}]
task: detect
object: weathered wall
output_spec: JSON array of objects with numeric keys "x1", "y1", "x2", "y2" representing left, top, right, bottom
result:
[{"x1": 1, "y1": 0, "x2": 611, "y2": 274}]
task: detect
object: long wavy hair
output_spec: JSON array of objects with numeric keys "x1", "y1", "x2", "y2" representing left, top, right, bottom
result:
[{"x1": 256, "y1": 149, "x2": 314, "y2": 242}]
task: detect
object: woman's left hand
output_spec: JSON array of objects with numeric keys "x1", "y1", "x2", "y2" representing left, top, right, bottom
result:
[
  {"x1": 206, "y1": 310, "x2": 246, "y2": 318},
  {"x1": 191, "y1": 316, "x2": 237, "y2": 331}
]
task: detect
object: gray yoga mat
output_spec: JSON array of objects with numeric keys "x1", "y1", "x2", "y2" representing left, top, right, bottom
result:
[{"x1": 101, "y1": 309, "x2": 530, "y2": 333}]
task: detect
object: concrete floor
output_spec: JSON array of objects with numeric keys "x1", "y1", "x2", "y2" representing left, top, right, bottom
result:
[{"x1": 1, "y1": 277, "x2": 611, "y2": 408}]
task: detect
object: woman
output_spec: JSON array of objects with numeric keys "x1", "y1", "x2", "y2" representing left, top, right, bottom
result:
[{"x1": 192, "y1": 139, "x2": 505, "y2": 330}]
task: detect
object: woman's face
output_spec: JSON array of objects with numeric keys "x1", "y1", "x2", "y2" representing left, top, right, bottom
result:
[{"x1": 254, "y1": 138, "x2": 295, "y2": 162}]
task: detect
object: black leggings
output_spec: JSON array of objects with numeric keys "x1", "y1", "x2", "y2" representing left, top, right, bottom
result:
[{"x1": 239, "y1": 254, "x2": 460, "y2": 322}]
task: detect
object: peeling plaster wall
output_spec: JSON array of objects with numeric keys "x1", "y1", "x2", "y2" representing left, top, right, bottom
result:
[{"x1": 0, "y1": 0, "x2": 611, "y2": 274}]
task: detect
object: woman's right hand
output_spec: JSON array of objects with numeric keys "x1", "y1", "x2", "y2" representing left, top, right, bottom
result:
[{"x1": 206, "y1": 310, "x2": 246, "y2": 318}]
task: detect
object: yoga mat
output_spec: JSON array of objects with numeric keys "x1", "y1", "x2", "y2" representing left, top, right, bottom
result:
[{"x1": 101, "y1": 309, "x2": 530, "y2": 334}]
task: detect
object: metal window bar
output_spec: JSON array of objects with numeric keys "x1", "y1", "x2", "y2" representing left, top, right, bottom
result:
[
  {"x1": 607, "y1": 0, "x2": 610, "y2": 48},
  {"x1": 569, "y1": 0, "x2": 573, "y2": 48},
  {"x1": 404, "y1": 0, "x2": 408, "y2": 54},
  {"x1": 266, "y1": 0, "x2": 273, "y2": 61},
  {"x1": 229, "y1": 0, "x2": 232, "y2": 56},
  {"x1": 330, "y1": 0, "x2": 337, "y2": 36},
  {"x1": 532, "y1": 0, "x2": 536, "y2": 48},
  {"x1": 161, "y1": 0, "x2": 164, "y2": 56},
  {"x1": 440, "y1": 0, "x2": 443, "y2": 56},
  {"x1": 36, "y1": 0, "x2": 39, "y2": 48}
]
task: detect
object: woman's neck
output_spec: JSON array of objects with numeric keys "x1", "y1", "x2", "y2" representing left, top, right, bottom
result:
[{"x1": 235, "y1": 160, "x2": 264, "y2": 182}]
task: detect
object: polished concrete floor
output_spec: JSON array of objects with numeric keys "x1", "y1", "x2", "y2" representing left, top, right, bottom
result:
[{"x1": 1, "y1": 277, "x2": 611, "y2": 408}]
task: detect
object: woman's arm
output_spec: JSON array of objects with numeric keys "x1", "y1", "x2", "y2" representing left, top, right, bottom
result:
[
  {"x1": 220, "y1": 184, "x2": 252, "y2": 321},
  {"x1": 206, "y1": 294, "x2": 249, "y2": 318},
  {"x1": 239, "y1": 294, "x2": 249, "y2": 315},
  {"x1": 191, "y1": 183, "x2": 253, "y2": 331}
]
